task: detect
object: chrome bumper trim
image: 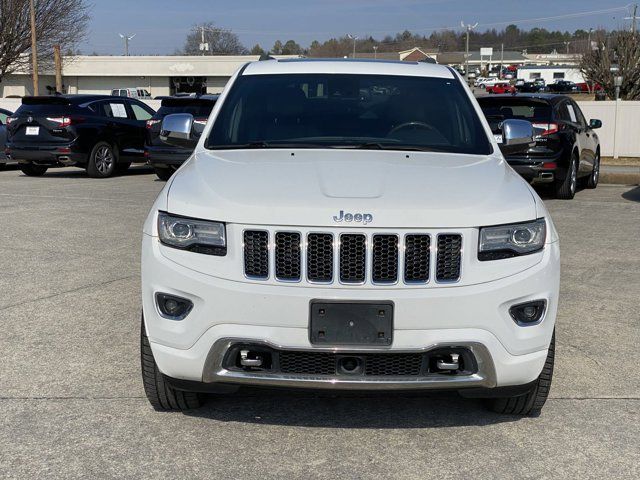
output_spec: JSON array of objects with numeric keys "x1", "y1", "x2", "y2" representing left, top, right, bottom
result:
[{"x1": 202, "y1": 338, "x2": 497, "y2": 390}]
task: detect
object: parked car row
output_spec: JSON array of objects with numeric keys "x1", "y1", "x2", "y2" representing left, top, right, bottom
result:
[
  {"x1": 2, "y1": 94, "x2": 218, "y2": 180},
  {"x1": 0, "y1": 89, "x2": 603, "y2": 201}
]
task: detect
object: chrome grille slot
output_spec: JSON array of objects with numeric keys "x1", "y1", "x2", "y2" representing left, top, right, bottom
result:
[
  {"x1": 275, "y1": 232, "x2": 301, "y2": 281},
  {"x1": 243, "y1": 230, "x2": 269, "y2": 279},
  {"x1": 339, "y1": 234, "x2": 367, "y2": 283},
  {"x1": 436, "y1": 234, "x2": 462, "y2": 282},
  {"x1": 307, "y1": 233, "x2": 334, "y2": 282},
  {"x1": 372, "y1": 234, "x2": 398, "y2": 283},
  {"x1": 404, "y1": 234, "x2": 430, "y2": 283}
]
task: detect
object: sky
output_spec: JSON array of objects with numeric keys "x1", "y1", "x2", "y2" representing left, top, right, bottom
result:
[{"x1": 82, "y1": 0, "x2": 630, "y2": 55}]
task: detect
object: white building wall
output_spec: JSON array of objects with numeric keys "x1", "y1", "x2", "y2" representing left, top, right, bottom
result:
[{"x1": 519, "y1": 67, "x2": 585, "y2": 84}]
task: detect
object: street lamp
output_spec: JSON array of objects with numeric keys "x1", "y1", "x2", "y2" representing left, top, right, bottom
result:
[
  {"x1": 614, "y1": 75, "x2": 623, "y2": 100},
  {"x1": 347, "y1": 34, "x2": 358, "y2": 59},
  {"x1": 373, "y1": 45, "x2": 378, "y2": 59}
]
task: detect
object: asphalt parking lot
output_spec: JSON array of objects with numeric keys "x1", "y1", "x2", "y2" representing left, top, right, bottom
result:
[{"x1": 0, "y1": 166, "x2": 638, "y2": 479}]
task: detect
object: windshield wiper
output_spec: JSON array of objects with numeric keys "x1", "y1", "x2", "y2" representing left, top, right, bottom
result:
[
  {"x1": 211, "y1": 141, "x2": 332, "y2": 150},
  {"x1": 354, "y1": 142, "x2": 440, "y2": 152}
]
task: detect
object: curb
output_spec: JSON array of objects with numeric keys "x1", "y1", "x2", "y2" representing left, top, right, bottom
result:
[{"x1": 599, "y1": 172, "x2": 639, "y2": 185}]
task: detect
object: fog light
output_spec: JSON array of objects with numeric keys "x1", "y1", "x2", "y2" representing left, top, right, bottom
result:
[
  {"x1": 509, "y1": 300, "x2": 546, "y2": 326},
  {"x1": 155, "y1": 293, "x2": 193, "y2": 320}
]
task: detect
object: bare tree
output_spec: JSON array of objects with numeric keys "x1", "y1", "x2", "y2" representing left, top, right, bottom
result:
[
  {"x1": 580, "y1": 31, "x2": 640, "y2": 100},
  {"x1": 182, "y1": 22, "x2": 246, "y2": 55},
  {"x1": 0, "y1": 0, "x2": 90, "y2": 82}
]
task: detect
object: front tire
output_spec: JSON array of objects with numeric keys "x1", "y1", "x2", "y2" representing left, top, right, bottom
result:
[
  {"x1": 19, "y1": 163, "x2": 48, "y2": 176},
  {"x1": 87, "y1": 141, "x2": 117, "y2": 178},
  {"x1": 490, "y1": 332, "x2": 555, "y2": 416},
  {"x1": 140, "y1": 316, "x2": 203, "y2": 411},
  {"x1": 153, "y1": 166, "x2": 174, "y2": 181},
  {"x1": 554, "y1": 152, "x2": 578, "y2": 199}
]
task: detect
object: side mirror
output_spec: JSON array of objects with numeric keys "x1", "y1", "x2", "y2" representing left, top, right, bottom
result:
[
  {"x1": 589, "y1": 119, "x2": 602, "y2": 129},
  {"x1": 499, "y1": 119, "x2": 535, "y2": 155},
  {"x1": 160, "y1": 113, "x2": 197, "y2": 148}
]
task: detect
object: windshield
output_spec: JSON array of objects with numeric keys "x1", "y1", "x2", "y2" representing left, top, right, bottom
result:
[{"x1": 207, "y1": 73, "x2": 492, "y2": 154}]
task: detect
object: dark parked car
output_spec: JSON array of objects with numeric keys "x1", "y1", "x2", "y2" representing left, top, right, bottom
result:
[
  {"x1": 547, "y1": 80, "x2": 579, "y2": 93},
  {"x1": 6, "y1": 95, "x2": 155, "y2": 178},
  {"x1": 145, "y1": 95, "x2": 218, "y2": 180},
  {"x1": 478, "y1": 94, "x2": 601, "y2": 199},
  {"x1": 0, "y1": 107, "x2": 13, "y2": 168},
  {"x1": 516, "y1": 82, "x2": 546, "y2": 93}
]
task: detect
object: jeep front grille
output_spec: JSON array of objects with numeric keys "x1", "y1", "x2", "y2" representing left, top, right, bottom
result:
[{"x1": 242, "y1": 229, "x2": 462, "y2": 285}]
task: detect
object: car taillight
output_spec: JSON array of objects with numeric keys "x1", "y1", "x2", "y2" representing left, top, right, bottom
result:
[
  {"x1": 193, "y1": 117, "x2": 208, "y2": 126},
  {"x1": 46, "y1": 116, "x2": 76, "y2": 127},
  {"x1": 146, "y1": 119, "x2": 161, "y2": 129},
  {"x1": 532, "y1": 123, "x2": 559, "y2": 136}
]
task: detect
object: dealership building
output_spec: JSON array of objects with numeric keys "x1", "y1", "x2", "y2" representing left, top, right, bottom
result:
[{"x1": 0, "y1": 55, "x2": 300, "y2": 98}]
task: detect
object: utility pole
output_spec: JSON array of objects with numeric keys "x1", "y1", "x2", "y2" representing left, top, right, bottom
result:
[
  {"x1": 347, "y1": 34, "x2": 358, "y2": 59},
  {"x1": 29, "y1": 0, "x2": 38, "y2": 96},
  {"x1": 587, "y1": 28, "x2": 593, "y2": 51},
  {"x1": 119, "y1": 33, "x2": 136, "y2": 56},
  {"x1": 373, "y1": 45, "x2": 378, "y2": 59},
  {"x1": 461, "y1": 21, "x2": 478, "y2": 83},
  {"x1": 198, "y1": 26, "x2": 209, "y2": 55},
  {"x1": 53, "y1": 45, "x2": 62, "y2": 94},
  {"x1": 624, "y1": 4, "x2": 638, "y2": 33},
  {"x1": 499, "y1": 43, "x2": 504, "y2": 79}
]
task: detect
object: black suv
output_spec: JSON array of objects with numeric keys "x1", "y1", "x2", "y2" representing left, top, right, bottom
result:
[
  {"x1": 547, "y1": 80, "x2": 578, "y2": 93},
  {"x1": 6, "y1": 95, "x2": 155, "y2": 178},
  {"x1": 478, "y1": 94, "x2": 601, "y2": 199},
  {"x1": 145, "y1": 95, "x2": 218, "y2": 180}
]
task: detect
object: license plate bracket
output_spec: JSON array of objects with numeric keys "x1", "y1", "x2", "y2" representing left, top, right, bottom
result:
[{"x1": 309, "y1": 301, "x2": 393, "y2": 346}]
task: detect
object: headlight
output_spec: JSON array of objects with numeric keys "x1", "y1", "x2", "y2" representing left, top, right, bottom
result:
[
  {"x1": 478, "y1": 218, "x2": 546, "y2": 261},
  {"x1": 158, "y1": 212, "x2": 226, "y2": 256}
]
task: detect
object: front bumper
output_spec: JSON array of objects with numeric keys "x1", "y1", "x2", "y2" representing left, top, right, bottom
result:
[{"x1": 142, "y1": 234, "x2": 560, "y2": 390}]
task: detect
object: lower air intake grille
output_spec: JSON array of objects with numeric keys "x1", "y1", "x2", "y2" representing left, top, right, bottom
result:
[
  {"x1": 436, "y1": 234, "x2": 462, "y2": 282},
  {"x1": 339, "y1": 234, "x2": 366, "y2": 283},
  {"x1": 404, "y1": 234, "x2": 430, "y2": 283},
  {"x1": 244, "y1": 230, "x2": 269, "y2": 279},
  {"x1": 279, "y1": 351, "x2": 336, "y2": 375},
  {"x1": 372, "y1": 234, "x2": 398, "y2": 283},
  {"x1": 275, "y1": 232, "x2": 301, "y2": 280},
  {"x1": 307, "y1": 233, "x2": 334, "y2": 282},
  {"x1": 363, "y1": 353, "x2": 423, "y2": 376}
]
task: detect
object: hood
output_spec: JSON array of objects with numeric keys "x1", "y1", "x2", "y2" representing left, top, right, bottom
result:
[{"x1": 167, "y1": 149, "x2": 537, "y2": 228}]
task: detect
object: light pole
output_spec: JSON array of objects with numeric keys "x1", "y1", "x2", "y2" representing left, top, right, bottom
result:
[
  {"x1": 347, "y1": 34, "x2": 358, "y2": 59},
  {"x1": 461, "y1": 21, "x2": 478, "y2": 83},
  {"x1": 29, "y1": 0, "x2": 38, "y2": 95},
  {"x1": 373, "y1": 45, "x2": 378, "y2": 59},
  {"x1": 119, "y1": 33, "x2": 136, "y2": 56},
  {"x1": 587, "y1": 28, "x2": 593, "y2": 51}
]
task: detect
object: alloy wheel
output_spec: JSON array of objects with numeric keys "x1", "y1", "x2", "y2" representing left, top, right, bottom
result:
[{"x1": 95, "y1": 145, "x2": 114, "y2": 174}]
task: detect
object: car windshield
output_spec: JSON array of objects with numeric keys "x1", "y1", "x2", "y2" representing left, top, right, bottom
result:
[{"x1": 207, "y1": 73, "x2": 492, "y2": 154}]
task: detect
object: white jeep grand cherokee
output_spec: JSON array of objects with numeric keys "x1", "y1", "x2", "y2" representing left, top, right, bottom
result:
[{"x1": 141, "y1": 59, "x2": 560, "y2": 416}]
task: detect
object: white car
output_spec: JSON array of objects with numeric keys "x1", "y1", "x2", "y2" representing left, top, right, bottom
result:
[{"x1": 141, "y1": 59, "x2": 560, "y2": 416}]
